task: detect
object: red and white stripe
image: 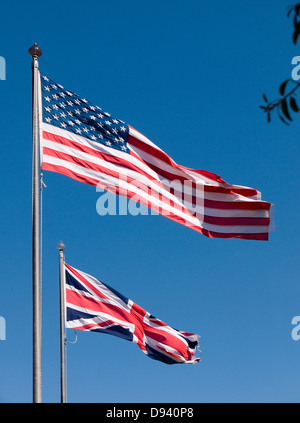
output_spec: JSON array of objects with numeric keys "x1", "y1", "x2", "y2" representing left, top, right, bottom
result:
[{"x1": 40, "y1": 120, "x2": 272, "y2": 240}]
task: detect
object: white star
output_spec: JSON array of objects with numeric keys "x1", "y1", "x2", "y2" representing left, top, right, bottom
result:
[
  {"x1": 52, "y1": 104, "x2": 59, "y2": 110},
  {"x1": 90, "y1": 115, "x2": 97, "y2": 120},
  {"x1": 60, "y1": 122, "x2": 67, "y2": 128},
  {"x1": 121, "y1": 145, "x2": 127, "y2": 151},
  {"x1": 112, "y1": 128, "x2": 118, "y2": 134},
  {"x1": 45, "y1": 96, "x2": 51, "y2": 102},
  {"x1": 60, "y1": 92, "x2": 66, "y2": 98},
  {"x1": 120, "y1": 126, "x2": 126, "y2": 132},
  {"x1": 112, "y1": 119, "x2": 119, "y2": 124},
  {"x1": 83, "y1": 107, "x2": 89, "y2": 113},
  {"x1": 75, "y1": 119, "x2": 81, "y2": 125},
  {"x1": 81, "y1": 98, "x2": 88, "y2": 103},
  {"x1": 105, "y1": 120, "x2": 112, "y2": 126},
  {"x1": 60, "y1": 102, "x2": 66, "y2": 108},
  {"x1": 45, "y1": 106, "x2": 51, "y2": 112},
  {"x1": 83, "y1": 127, "x2": 89, "y2": 133},
  {"x1": 74, "y1": 109, "x2": 81, "y2": 115},
  {"x1": 52, "y1": 84, "x2": 58, "y2": 90},
  {"x1": 45, "y1": 86, "x2": 51, "y2": 92},
  {"x1": 76, "y1": 128, "x2": 82, "y2": 134},
  {"x1": 42, "y1": 76, "x2": 49, "y2": 81},
  {"x1": 60, "y1": 112, "x2": 66, "y2": 118},
  {"x1": 74, "y1": 99, "x2": 81, "y2": 105},
  {"x1": 106, "y1": 141, "x2": 112, "y2": 146},
  {"x1": 53, "y1": 114, "x2": 59, "y2": 120},
  {"x1": 90, "y1": 105, "x2": 96, "y2": 111},
  {"x1": 91, "y1": 135, "x2": 97, "y2": 140},
  {"x1": 67, "y1": 101, "x2": 73, "y2": 106},
  {"x1": 97, "y1": 113, "x2": 104, "y2": 119},
  {"x1": 52, "y1": 94, "x2": 59, "y2": 100},
  {"x1": 68, "y1": 120, "x2": 74, "y2": 126},
  {"x1": 67, "y1": 111, "x2": 73, "y2": 116},
  {"x1": 45, "y1": 117, "x2": 52, "y2": 123}
]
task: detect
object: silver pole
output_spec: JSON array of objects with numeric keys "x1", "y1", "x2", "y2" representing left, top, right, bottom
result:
[
  {"x1": 28, "y1": 43, "x2": 42, "y2": 404},
  {"x1": 57, "y1": 241, "x2": 66, "y2": 403}
]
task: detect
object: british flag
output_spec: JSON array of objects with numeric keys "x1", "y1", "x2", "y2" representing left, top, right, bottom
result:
[{"x1": 65, "y1": 263, "x2": 200, "y2": 365}]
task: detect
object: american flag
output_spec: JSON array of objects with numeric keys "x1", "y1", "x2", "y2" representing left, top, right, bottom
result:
[
  {"x1": 39, "y1": 73, "x2": 272, "y2": 240},
  {"x1": 65, "y1": 263, "x2": 200, "y2": 365}
]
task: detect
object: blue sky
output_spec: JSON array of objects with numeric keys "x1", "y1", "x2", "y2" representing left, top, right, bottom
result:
[{"x1": 0, "y1": 0, "x2": 300, "y2": 403}]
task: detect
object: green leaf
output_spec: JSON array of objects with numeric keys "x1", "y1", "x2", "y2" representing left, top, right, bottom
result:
[
  {"x1": 287, "y1": 6, "x2": 294, "y2": 18},
  {"x1": 290, "y1": 96, "x2": 299, "y2": 112},
  {"x1": 279, "y1": 80, "x2": 289, "y2": 95},
  {"x1": 281, "y1": 98, "x2": 292, "y2": 121},
  {"x1": 293, "y1": 28, "x2": 300, "y2": 44},
  {"x1": 278, "y1": 113, "x2": 289, "y2": 126}
]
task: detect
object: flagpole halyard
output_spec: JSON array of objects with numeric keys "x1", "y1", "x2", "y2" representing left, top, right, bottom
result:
[
  {"x1": 28, "y1": 42, "x2": 43, "y2": 404},
  {"x1": 57, "y1": 240, "x2": 66, "y2": 403}
]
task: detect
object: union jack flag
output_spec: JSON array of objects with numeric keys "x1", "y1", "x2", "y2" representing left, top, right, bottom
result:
[{"x1": 65, "y1": 263, "x2": 200, "y2": 365}]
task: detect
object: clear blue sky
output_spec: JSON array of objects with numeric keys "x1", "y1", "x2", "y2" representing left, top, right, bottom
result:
[{"x1": 0, "y1": 0, "x2": 300, "y2": 403}]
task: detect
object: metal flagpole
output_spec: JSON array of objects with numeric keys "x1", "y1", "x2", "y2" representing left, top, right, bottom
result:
[
  {"x1": 57, "y1": 241, "x2": 66, "y2": 403},
  {"x1": 28, "y1": 43, "x2": 42, "y2": 404}
]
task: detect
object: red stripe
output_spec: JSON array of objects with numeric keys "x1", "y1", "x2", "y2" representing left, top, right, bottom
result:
[
  {"x1": 128, "y1": 129, "x2": 179, "y2": 168},
  {"x1": 65, "y1": 263, "x2": 110, "y2": 301},
  {"x1": 204, "y1": 198, "x2": 271, "y2": 211},
  {"x1": 203, "y1": 215, "x2": 270, "y2": 226}
]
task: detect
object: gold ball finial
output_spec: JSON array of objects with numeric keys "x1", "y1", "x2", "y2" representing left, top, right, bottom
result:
[{"x1": 28, "y1": 43, "x2": 42, "y2": 59}]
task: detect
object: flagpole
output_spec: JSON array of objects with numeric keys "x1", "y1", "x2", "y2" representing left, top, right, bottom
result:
[
  {"x1": 28, "y1": 43, "x2": 42, "y2": 404},
  {"x1": 57, "y1": 241, "x2": 66, "y2": 403}
]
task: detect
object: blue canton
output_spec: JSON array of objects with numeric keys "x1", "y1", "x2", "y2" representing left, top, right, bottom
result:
[{"x1": 40, "y1": 74, "x2": 129, "y2": 153}]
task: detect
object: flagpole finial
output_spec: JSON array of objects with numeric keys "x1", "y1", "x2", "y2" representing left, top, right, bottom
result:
[
  {"x1": 28, "y1": 43, "x2": 42, "y2": 59},
  {"x1": 57, "y1": 240, "x2": 65, "y2": 251}
]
